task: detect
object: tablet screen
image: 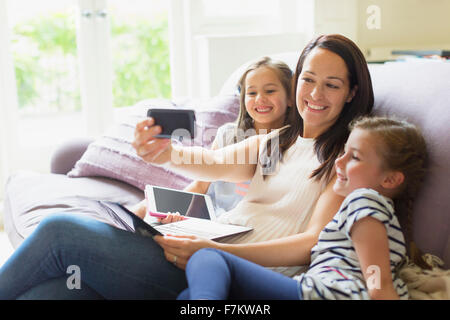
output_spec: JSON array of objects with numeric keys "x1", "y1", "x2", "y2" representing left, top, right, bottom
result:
[{"x1": 152, "y1": 187, "x2": 211, "y2": 220}]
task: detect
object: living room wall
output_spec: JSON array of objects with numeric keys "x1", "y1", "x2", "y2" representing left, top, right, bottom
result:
[{"x1": 357, "y1": 0, "x2": 450, "y2": 60}]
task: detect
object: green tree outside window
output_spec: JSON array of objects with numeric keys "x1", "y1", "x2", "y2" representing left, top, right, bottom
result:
[{"x1": 11, "y1": 11, "x2": 171, "y2": 112}]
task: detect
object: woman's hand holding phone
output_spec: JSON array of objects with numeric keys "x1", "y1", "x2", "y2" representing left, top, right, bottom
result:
[{"x1": 132, "y1": 118, "x2": 172, "y2": 165}]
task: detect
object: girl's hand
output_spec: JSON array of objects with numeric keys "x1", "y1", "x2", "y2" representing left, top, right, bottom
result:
[
  {"x1": 157, "y1": 212, "x2": 186, "y2": 224},
  {"x1": 132, "y1": 118, "x2": 172, "y2": 165},
  {"x1": 153, "y1": 234, "x2": 218, "y2": 270},
  {"x1": 129, "y1": 200, "x2": 147, "y2": 219}
]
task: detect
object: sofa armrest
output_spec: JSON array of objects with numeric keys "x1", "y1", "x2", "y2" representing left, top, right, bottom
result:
[{"x1": 50, "y1": 137, "x2": 94, "y2": 174}]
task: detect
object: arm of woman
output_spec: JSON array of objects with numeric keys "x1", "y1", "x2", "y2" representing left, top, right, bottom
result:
[
  {"x1": 350, "y1": 217, "x2": 400, "y2": 300},
  {"x1": 155, "y1": 176, "x2": 344, "y2": 269},
  {"x1": 183, "y1": 132, "x2": 224, "y2": 194},
  {"x1": 218, "y1": 175, "x2": 344, "y2": 266},
  {"x1": 132, "y1": 118, "x2": 258, "y2": 183}
]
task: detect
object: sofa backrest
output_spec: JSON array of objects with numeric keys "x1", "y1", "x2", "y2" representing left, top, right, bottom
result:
[{"x1": 369, "y1": 59, "x2": 450, "y2": 268}]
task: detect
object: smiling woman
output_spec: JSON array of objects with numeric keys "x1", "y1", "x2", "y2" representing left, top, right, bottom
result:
[
  {"x1": 296, "y1": 47, "x2": 357, "y2": 139},
  {"x1": 289, "y1": 34, "x2": 374, "y2": 183}
]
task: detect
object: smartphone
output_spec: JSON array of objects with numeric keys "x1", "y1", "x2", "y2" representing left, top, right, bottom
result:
[{"x1": 147, "y1": 108, "x2": 196, "y2": 140}]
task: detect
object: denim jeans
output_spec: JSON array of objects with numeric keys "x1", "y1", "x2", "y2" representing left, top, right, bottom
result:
[
  {"x1": 178, "y1": 248, "x2": 300, "y2": 300},
  {"x1": 0, "y1": 213, "x2": 187, "y2": 299}
]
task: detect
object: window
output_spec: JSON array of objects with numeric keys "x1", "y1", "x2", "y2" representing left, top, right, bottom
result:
[
  {"x1": 8, "y1": 0, "x2": 80, "y2": 115},
  {"x1": 8, "y1": 0, "x2": 171, "y2": 113},
  {"x1": 201, "y1": 0, "x2": 278, "y2": 17},
  {"x1": 108, "y1": 0, "x2": 171, "y2": 107}
]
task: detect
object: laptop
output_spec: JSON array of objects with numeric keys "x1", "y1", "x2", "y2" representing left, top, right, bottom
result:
[{"x1": 99, "y1": 196, "x2": 252, "y2": 241}]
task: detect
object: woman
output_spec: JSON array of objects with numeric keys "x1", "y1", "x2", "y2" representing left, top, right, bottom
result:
[{"x1": 0, "y1": 34, "x2": 373, "y2": 299}]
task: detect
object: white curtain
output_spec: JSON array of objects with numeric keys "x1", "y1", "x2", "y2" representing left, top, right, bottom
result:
[{"x1": 0, "y1": 0, "x2": 19, "y2": 199}]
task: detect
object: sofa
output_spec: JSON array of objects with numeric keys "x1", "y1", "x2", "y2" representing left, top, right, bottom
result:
[{"x1": 3, "y1": 53, "x2": 450, "y2": 272}]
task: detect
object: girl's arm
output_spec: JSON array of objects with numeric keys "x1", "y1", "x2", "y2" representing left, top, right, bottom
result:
[
  {"x1": 133, "y1": 118, "x2": 259, "y2": 183},
  {"x1": 155, "y1": 176, "x2": 344, "y2": 269},
  {"x1": 350, "y1": 217, "x2": 399, "y2": 300},
  {"x1": 128, "y1": 199, "x2": 147, "y2": 219},
  {"x1": 133, "y1": 130, "x2": 226, "y2": 217},
  {"x1": 184, "y1": 180, "x2": 211, "y2": 194},
  {"x1": 217, "y1": 175, "x2": 344, "y2": 266}
]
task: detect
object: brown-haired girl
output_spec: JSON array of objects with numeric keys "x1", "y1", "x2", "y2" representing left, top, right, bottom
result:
[
  {"x1": 132, "y1": 56, "x2": 293, "y2": 220},
  {"x1": 179, "y1": 116, "x2": 427, "y2": 300}
]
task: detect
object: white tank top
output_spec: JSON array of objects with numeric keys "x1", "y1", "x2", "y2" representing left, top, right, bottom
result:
[{"x1": 217, "y1": 135, "x2": 328, "y2": 277}]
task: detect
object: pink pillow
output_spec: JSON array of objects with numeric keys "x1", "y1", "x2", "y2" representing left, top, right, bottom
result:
[{"x1": 68, "y1": 96, "x2": 240, "y2": 191}]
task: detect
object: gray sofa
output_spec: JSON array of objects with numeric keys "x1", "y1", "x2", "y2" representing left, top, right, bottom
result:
[{"x1": 3, "y1": 54, "x2": 450, "y2": 269}]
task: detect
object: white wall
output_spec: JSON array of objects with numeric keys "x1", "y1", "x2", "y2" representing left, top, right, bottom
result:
[
  {"x1": 196, "y1": 33, "x2": 306, "y2": 98},
  {"x1": 182, "y1": 0, "x2": 450, "y2": 97},
  {"x1": 357, "y1": 0, "x2": 450, "y2": 61},
  {"x1": 169, "y1": 0, "x2": 311, "y2": 99},
  {"x1": 169, "y1": 0, "x2": 364, "y2": 99},
  {"x1": 313, "y1": 0, "x2": 358, "y2": 41}
]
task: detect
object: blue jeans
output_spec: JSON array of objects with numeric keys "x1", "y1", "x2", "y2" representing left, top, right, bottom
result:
[
  {"x1": 0, "y1": 213, "x2": 187, "y2": 299},
  {"x1": 178, "y1": 248, "x2": 300, "y2": 300}
]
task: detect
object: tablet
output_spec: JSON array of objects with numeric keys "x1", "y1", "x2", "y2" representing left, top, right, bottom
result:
[
  {"x1": 99, "y1": 199, "x2": 253, "y2": 241},
  {"x1": 98, "y1": 201, "x2": 163, "y2": 237},
  {"x1": 145, "y1": 185, "x2": 216, "y2": 220}
]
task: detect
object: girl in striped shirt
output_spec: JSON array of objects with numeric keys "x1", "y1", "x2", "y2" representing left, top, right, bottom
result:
[{"x1": 178, "y1": 116, "x2": 428, "y2": 300}]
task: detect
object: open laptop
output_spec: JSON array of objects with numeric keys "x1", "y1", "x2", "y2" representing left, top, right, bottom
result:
[
  {"x1": 145, "y1": 185, "x2": 252, "y2": 240},
  {"x1": 99, "y1": 189, "x2": 252, "y2": 240}
]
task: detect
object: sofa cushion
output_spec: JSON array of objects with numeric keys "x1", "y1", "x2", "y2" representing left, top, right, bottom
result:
[
  {"x1": 4, "y1": 95, "x2": 240, "y2": 248},
  {"x1": 67, "y1": 95, "x2": 240, "y2": 191},
  {"x1": 50, "y1": 137, "x2": 94, "y2": 174},
  {"x1": 4, "y1": 171, "x2": 144, "y2": 248},
  {"x1": 369, "y1": 59, "x2": 450, "y2": 267}
]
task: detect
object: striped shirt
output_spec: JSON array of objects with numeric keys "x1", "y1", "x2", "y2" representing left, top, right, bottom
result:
[{"x1": 294, "y1": 188, "x2": 409, "y2": 299}]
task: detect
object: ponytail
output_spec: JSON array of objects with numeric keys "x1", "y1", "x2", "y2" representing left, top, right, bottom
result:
[{"x1": 402, "y1": 195, "x2": 431, "y2": 270}]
